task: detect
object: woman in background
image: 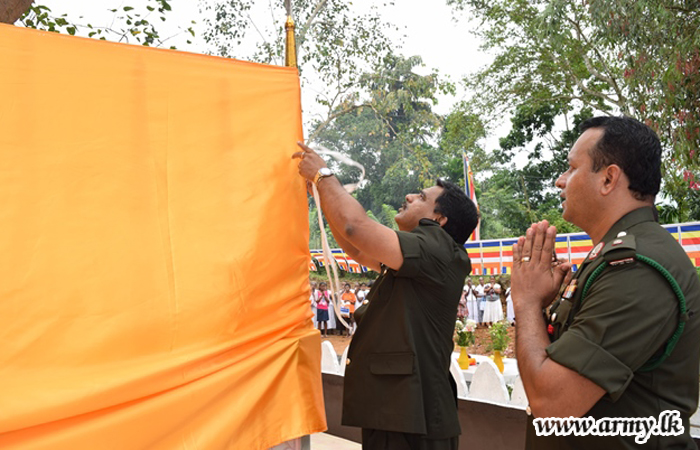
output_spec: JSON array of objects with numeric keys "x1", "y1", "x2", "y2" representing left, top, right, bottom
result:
[
  {"x1": 481, "y1": 276, "x2": 503, "y2": 326},
  {"x1": 314, "y1": 282, "x2": 331, "y2": 337}
]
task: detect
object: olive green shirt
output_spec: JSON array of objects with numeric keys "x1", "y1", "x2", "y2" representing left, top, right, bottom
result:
[
  {"x1": 343, "y1": 219, "x2": 471, "y2": 439},
  {"x1": 527, "y1": 207, "x2": 700, "y2": 449}
]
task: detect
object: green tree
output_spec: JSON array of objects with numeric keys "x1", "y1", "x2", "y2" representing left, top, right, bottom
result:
[
  {"x1": 586, "y1": 0, "x2": 700, "y2": 173},
  {"x1": 312, "y1": 53, "x2": 454, "y2": 215},
  {"x1": 468, "y1": 105, "x2": 590, "y2": 238},
  {"x1": 308, "y1": 204, "x2": 338, "y2": 249},
  {"x1": 377, "y1": 204, "x2": 399, "y2": 230},
  {"x1": 477, "y1": 169, "x2": 529, "y2": 238},
  {"x1": 447, "y1": 0, "x2": 700, "y2": 220},
  {"x1": 308, "y1": 201, "x2": 398, "y2": 249},
  {"x1": 439, "y1": 101, "x2": 491, "y2": 184}
]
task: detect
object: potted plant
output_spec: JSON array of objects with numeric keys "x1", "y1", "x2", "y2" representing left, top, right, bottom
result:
[
  {"x1": 488, "y1": 320, "x2": 511, "y2": 373},
  {"x1": 454, "y1": 319, "x2": 477, "y2": 369}
]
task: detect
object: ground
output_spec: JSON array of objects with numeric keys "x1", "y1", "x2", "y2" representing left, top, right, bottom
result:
[{"x1": 324, "y1": 325, "x2": 516, "y2": 358}]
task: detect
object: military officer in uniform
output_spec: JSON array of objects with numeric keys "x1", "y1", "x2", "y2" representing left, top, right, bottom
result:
[
  {"x1": 293, "y1": 142, "x2": 479, "y2": 450},
  {"x1": 511, "y1": 116, "x2": 700, "y2": 449}
]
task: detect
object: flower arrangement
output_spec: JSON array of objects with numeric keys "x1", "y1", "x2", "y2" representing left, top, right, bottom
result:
[
  {"x1": 454, "y1": 319, "x2": 477, "y2": 347},
  {"x1": 487, "y1": 320, "x2": 511, "y2": 352}
]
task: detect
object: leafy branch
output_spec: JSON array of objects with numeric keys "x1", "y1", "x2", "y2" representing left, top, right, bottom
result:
[{"x1": 20, "y1": 1, "x2": 195, "y2": 49}]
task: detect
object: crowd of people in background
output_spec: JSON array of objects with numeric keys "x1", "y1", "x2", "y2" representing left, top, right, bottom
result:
[
  {"x1": 310, "y1": 275, "x2": 515, "y2": 337},
  {"x1": 459, "y1": 276, "x2": 515, "y2": 327},
  {"x1": 309, "y1": 280, "x2": 372, "y2": 337}
]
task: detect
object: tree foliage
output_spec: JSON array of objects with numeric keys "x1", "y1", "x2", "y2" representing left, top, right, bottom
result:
[
  {"x1": 587, "y1": 0, "x2": 700, "y2": 171},
  {"x1": 472, "y1": 108, "x2": 589, "y2": 238},
  {"x1": 313, "y1": 53, "x2": 454, "y2": 215},
  {"x1": 440, "y1": 101, "x2": 490, "y2": 175},
  {"x1": 447, "y1": 0, "x2": 700, "y2": 221},
  {"x1": 18, "y1": 0, "x2": 194, "y2": 48}
]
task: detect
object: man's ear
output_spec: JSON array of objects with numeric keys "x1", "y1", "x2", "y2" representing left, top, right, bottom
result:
[
  {"x1": 601, "y1": 164, "x2": 623, "y2": 196},
  {"x1": 436, "y1": 215, "x2": 448, "y2": 227}
]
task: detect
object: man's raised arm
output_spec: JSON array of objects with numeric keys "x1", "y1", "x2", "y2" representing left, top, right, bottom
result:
[{"x1": 293, "y1": 142, "x2": 403, "y2": 272}]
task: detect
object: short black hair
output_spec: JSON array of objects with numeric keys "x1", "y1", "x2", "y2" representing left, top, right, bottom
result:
[
  {"x1": 434, "y1": 179, "x2": 480, "y2": 245},
  {"x1": 579, "y1": 116, "x2": 661, "y2": 201}
]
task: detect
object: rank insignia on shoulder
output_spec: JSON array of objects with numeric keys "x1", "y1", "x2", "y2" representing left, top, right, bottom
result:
[
  {"x1": 562, "y1": 279, "x2": 578, "y2": 299},
  {"x1": 588, "y1": 242, "x2": 604, "y2": 260},
  {"x1": 610, "y1": 257, "x2": 635, "y2": 266},
  {"x1": 603, "y1": 234, "x2": 637, "y2": 262}
]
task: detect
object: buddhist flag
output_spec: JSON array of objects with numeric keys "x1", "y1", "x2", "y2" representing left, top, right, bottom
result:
[
  {"x1": 0, "y1": 24, "x2": 325, "y2": 449},
  {"x1": 681, "y1": 224, "x2": 700, "y2": 267},
  {"x1": 463, "y1": 152, "x2": 480, "y2": 241},
  {"x1": 310, "y1": 250, "x2": 325, "y2": 267}
]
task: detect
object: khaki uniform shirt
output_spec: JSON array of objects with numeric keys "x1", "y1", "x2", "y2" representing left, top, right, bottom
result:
[
  {"x1": 343, "y1": 219, "x2": 471, "y2": 438},
  {"x1": 526, "y1": 207, "x2": 700, "y2": 449}
]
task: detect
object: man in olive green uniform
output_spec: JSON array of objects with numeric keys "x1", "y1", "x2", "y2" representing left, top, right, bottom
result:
[
  {"x1": 293, "y1": 143, "x2": 478, "y2": 450},
  {"x1": 511, "y1": 116, "x2": 700, "y2": 449}
]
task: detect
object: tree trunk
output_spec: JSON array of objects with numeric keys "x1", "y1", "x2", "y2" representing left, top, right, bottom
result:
[{"x1": 0, "y1": 0, "x2": 34, "y2": 24}]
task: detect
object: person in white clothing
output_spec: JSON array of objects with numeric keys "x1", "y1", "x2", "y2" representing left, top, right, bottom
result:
[
  {"x1": 464, "y1": 278, "x2": 478, "y2": 322},
  {"x1": 351, "y1": 282, "x2": 369, "y2": 335},
  {"x1": 355, "y1": 282, "x2": 369, "y2": 309},
  {"x1": 474, "y1": 277, "x2": 486, "y2": 326},
  {"x1": 504, "y1": 281, "x2": 515, "y2": 324},
  {"x1": 482, "y1": 275, "x2": 503, "y2": 326}
]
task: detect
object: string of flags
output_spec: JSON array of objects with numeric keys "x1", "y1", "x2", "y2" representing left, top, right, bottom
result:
[
  {"x1": 309, "y1": 249, "x2": 368, "y2": 273},
  {"x1": 309, "y1": 221, "x2": 700, "y2": 274}
]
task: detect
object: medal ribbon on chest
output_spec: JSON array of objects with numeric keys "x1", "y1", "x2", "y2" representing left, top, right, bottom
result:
[{"x1": 562, "y1": 278, "x2": 578, "y2": 300}]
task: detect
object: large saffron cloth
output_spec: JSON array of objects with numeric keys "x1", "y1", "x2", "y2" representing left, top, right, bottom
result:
[{"x1": 0, "y1": 24, "x2": 324, "y2": 449}]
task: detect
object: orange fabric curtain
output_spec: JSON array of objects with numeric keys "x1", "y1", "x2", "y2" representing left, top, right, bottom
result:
[{"x1": 0, "y1": 24, "x2": 325, "y2": 449}]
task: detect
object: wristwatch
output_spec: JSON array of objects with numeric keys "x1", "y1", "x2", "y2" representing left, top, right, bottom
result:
[{"x1": 313, "y1": 167, "x2": 334, "y2": 185}]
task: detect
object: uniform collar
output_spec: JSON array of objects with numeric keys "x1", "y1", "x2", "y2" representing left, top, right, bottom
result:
[
  {"x1": 600, "y1": 206, "x2": 657, "y2": 244},
  {"x1": 581, "y1": 207, "x2": 656, "y2": 265},
  {"x1": 418, "y1": 218, "x2": 440, "y2": 227}
]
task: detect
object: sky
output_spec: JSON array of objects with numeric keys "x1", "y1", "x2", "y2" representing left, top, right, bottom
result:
[{"x1": 356, "y1": 0, "x2": 493, "y2": 113}]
